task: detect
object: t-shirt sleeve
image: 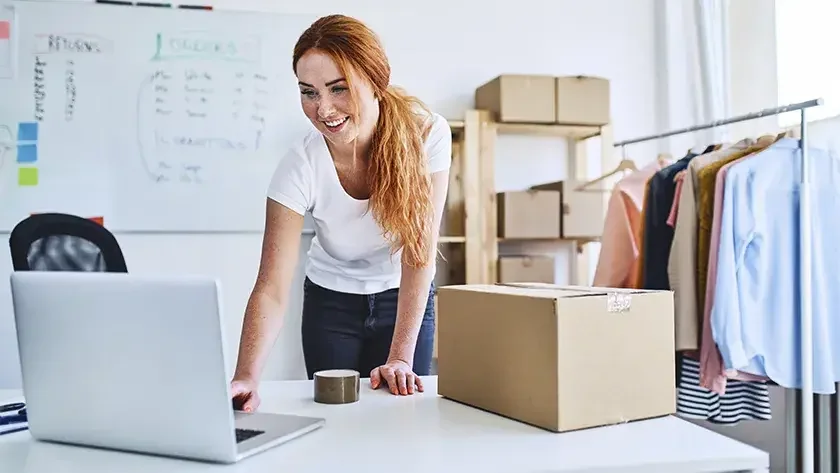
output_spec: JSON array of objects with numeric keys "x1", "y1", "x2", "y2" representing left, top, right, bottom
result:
[
  {"x1": 425, "y1": 113, "x2": 452, "y2": 174},
  {"x1": 266, "y1": 147, "x2": 313, "y2": 216}
]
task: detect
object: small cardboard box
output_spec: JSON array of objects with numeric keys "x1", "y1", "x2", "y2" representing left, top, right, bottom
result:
[
  {"x1": 497, "y1": 190, "x2": 561, "y2": 239},
  {"x1": 530, "y1": 180, "x2": 605, "y2": 239},
  {"x1": 436, "y1": 283, "x2": 676, "y2": 433},
  {"x1": 475, "y1": 74, "x2": 556, "y2": 124},
  {"x1": 498, "y1": 256, "x2": 556, "y2": 283},
  {"x1": 555, "y1": 75, "x2": 610, "y2": 125}
]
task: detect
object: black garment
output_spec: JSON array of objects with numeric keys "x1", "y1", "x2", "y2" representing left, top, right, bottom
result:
[
  {"x1": 640, "y1": 146, "x2": 715, "y2": 289},
  {"x1": 300, "y1": 277, "x2": 436, "y2": 379}
]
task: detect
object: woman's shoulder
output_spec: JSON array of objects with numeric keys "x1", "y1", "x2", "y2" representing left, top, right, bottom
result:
[
  {"x1": 412, "y1": 108, "x2": 450, "y2": 146},
  {"x1": 275, "y1": 127, "x2": 326, "y2": 169},
  {"x1": 285, "y1": 127, "x2": 325, "y2": 159},
  {"x1": 414, "y1": 108, "x2": 452, "y2": 172}
]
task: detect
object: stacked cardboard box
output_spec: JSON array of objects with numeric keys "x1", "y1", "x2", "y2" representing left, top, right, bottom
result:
[{"x1": 475, "y1": 74, "x2": 610, "y2": 125}]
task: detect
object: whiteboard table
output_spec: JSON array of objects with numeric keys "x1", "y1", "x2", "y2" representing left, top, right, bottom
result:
[{"x1": 0, "y1": 376, "x2": 769, "y2": 473}]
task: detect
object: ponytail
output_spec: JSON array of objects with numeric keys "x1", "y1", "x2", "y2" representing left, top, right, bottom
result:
[{"x1": 367, "y1": 85, "x2": 435, "y2": 268}]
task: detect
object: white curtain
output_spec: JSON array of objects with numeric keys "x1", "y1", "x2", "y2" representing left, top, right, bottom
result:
[
  {"x1": 689, "y1": 0, "x2": 732, "y2": 143},
  {"x1": 654, "y1": 0, "x2": 732, "y2": 153}
]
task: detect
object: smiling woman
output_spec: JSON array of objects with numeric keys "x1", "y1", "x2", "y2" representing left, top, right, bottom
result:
[{"x1": 229, "y1": 14, "x2": 452, "y2": 408}]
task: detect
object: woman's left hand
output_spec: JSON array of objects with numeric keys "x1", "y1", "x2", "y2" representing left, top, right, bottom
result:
[{"x1": 370, "y1": 359, "x2": 424, "y2": 395}]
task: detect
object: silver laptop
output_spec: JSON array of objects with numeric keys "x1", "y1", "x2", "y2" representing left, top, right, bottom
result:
[{"x1": 10, "y1": 271, "x2": 324, "y2": 463}]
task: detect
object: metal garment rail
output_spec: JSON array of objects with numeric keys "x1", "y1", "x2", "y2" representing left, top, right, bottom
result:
[{"x1": 612, "y1": 98, "x2": 824, "y2": 473}]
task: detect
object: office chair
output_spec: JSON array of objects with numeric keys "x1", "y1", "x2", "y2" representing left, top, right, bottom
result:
[{"x1": 9, "y1": 213, "x2": 128, "y2": 272}]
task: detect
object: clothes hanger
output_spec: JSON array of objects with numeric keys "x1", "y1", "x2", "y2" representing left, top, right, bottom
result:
[
  {"x1": 575, "y1": 146, "x2": 638, "y2": 191},
  {"x1": 657, "y1": 152, "x2": 672, "y2": 167}
]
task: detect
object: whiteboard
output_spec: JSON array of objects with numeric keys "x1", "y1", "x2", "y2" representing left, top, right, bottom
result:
[{"x1": 0, "y1": 0, "x2": 317, "y2": 232}]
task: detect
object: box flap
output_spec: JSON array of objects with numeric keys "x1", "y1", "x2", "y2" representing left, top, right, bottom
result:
[
  {"x1": 497, "y1": 282, "x2": 657, "y2": 297},
  {"x1": 440, "y1": 284, "x2": 567, "y2": 299},
  {"x1": 440, "y1": 283, "x2": 668, "y2": 303}
]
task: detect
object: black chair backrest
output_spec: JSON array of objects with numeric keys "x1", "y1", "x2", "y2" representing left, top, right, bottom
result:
[{"x1": 9, "y1": 213, "x2": 127, "y2": 273}]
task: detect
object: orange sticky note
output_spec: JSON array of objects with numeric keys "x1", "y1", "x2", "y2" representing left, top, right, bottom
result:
[{"x1": 0, "y1": 21, "x2": 9, "y2": 40}]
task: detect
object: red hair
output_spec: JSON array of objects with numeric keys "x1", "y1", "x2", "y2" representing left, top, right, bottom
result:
[{"x1": 293, "y1": 14, "x2": 435, "y2": 269}]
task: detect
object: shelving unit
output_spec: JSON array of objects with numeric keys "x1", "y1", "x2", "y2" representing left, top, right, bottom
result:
[
  {"x1": 442, "y1": 110, "x2": 617, "y2": 287},
  {"x1": 433, "y1": 111, "x2": 616, "y2": 359}
]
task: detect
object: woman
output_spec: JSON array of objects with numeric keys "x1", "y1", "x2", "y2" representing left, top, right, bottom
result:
[{"x1": 229, "y1": 14, "x2": 451, "y2": 410}]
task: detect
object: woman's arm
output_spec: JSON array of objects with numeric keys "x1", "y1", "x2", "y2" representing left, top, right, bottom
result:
[
  {"x1": 372, "y1": 168, "x2": 450, "y2": 394},
  {"x1": 233, "y1": 199, "x2": 305, "y2": 382}
]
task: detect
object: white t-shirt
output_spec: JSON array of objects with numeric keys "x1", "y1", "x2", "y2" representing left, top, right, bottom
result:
[{"x1": 266, "y1": 112, "x2": 452, "y2": 294}]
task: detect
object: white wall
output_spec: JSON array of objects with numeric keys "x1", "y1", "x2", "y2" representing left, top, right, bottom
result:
[{"x1": 0, "y1": 0, "x2": 661, "y2": 388}]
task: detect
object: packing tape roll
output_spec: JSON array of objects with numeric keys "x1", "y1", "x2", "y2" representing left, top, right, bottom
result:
[{"x1": 313, "y1": 369, "x2": 360, "y2": 404}]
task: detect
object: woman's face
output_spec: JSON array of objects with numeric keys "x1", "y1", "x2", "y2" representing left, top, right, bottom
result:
[{"x1": 295, "y1": 49, "x2": 378, "y2": 147}]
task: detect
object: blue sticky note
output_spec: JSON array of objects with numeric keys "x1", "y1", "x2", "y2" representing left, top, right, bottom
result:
[
  {"x1": 18, "y1": 122, "x2": 38, "y2": 142},
  {"x1": 16, "y1": 144, "x2": 37, "y2": 163}
]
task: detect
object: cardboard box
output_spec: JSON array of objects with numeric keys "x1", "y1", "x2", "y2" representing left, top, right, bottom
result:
[
  {"x1": 555, "y1": 75, "x2": 610, "y2": 125},
  {"x1": 436, "y1": 283, "x2": 676, "y2": 433},
  {"x1": 433, "y1": 294, "x2": 438, "y2": 359},
  {"x1": 498, "y1": 256, "x2": 556, "y2": 283},
  {"x1": 475, "y1": 74, "x2": 556, "y2": 123},
  {"x1": 497, "y1": 190, "x2": 560, "y2": 239},
  {"x1": 530, "y1": 180, "x2": 605, "y2": 238}
]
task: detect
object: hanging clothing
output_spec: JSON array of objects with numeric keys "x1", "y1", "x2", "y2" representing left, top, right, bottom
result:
[
  {"x1": 695, "y1": 136, "x2": 779, "y2": 321},
  {"x1": 633, "y1": 181, "x2": 652, "y2": 288},
  {"x1": 667, "y1": 139, "x2": 755, "y2": 352},
  {"x1": 676, "y1": 355, "x2": 772, "y2": 425},
  {"x1": 711, "y1": 137, "x2": 840, "y2": 395},
  {"x1": 666, "y1": 173, "x2": 685, "y2": 228},
  {"x1": 700, "y1": 152, "x2": 770, "y2": 393},
  {"x1": 593, "y1": 160, "x2": 666, "y2": 288},
  {"x1": 639, "y1": 148, "x2": 711, "y2": 290},
  {"x1": 651, "y1": 144, "x2": 775, "y2": 426}
]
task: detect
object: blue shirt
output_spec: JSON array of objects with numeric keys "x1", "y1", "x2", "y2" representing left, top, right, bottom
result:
[{"x1": 711, "y1": 137, "x2": 840, "y2": 394}]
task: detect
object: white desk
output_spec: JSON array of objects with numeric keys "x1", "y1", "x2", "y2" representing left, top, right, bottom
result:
[{"x1": 0, "y1": 376, "x2": 768, "y2": 473}]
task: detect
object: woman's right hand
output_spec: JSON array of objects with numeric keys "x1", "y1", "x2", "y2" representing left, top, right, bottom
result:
[{"x1": 230, "y1": 378, "x2": 261, "y2": 412}]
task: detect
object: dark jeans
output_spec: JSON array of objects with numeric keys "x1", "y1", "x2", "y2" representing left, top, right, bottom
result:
[{"x1": 301, "y1": 277, "x2": 436, "y2": 380}]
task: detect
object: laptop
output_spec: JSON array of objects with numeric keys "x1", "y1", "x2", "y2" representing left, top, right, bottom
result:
[{"x1": 10, "y1": 271, "x2": 324, "y2": 463}]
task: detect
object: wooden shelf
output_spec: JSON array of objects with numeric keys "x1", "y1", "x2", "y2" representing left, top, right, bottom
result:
[
  {"x1": 498, "y1": 237, "x2": 600, "y2": 244},
  {"x1": 451, "y1": 118, "x2": 600, "y2": 139},
  {"x1": 447, "y1": 119, "x2": 465, "y2": 130},
  {"x1": 439, "y1": 236, "x2": 467, "y2": 243},
  {"x1": 494, "y1": 122, "x2": 602, "y2": 140},
  {"x1": 444, "y1": 109, "x2": 614, "y2": 286}
]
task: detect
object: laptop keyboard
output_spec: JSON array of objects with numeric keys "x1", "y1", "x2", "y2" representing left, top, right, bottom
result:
[{"x1": 235, "y1": 428, "x2": 264, "y2": 443}]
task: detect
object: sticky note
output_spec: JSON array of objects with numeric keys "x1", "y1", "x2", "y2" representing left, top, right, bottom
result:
[
  {"x1": 18, "y1": 167, "x2": 38, "y2": 186},
  {"x1": 0, "y1": 21, "x2": 9, "y2": 40},
  {"x1": 17, "y1": 122, "x2": 38, "y2": 141},
  {"x1": 16, "y1": 143, "x2": 37, "y2": 163}
]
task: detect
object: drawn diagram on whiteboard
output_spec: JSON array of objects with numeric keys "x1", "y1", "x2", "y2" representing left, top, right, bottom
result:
[{"x1": 136, "y1": 31, "x2": 276, "y2": 184}]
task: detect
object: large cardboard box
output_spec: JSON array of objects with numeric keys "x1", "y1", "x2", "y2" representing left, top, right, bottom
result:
[
  {"x1": 530, "y1": 180, "x2": 605, "y2": 238},
  {"x1": 497, "y1": 190, "x2": 560, "y2": 239},
  {"x1": 498, "y1": 256, "x2": 556, "y2": 283},
  {"x1": 475, "y1": 74, "x2": 556, "y2": 123},
  {"x1": 436, "y1": 283, "x2": 676, "y2": 433},
  {"x1": 555, "y1": 75, "x2": 610, "y2": 125}
]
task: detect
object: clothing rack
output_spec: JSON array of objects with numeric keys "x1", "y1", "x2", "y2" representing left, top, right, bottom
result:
[{"x1": 612, "y1": 98, "x2": 824, "y2": 473}]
